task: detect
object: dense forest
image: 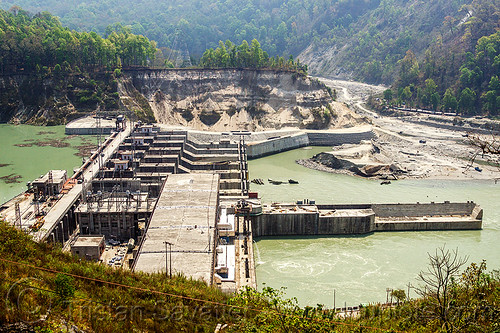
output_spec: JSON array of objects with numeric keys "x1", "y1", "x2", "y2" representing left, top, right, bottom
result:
[
  {"x1": 0, "y1": 0, "x2": 498, "y2": 115},
  {"x1": 0, "y1": 8, "x2": 157, "y2": 74},
  {"x1": 0, "y1": 0, "x2": 380, "y2": 59},
  {"x1": 385, "y1": 0, "x2": 500, "y2": 116}
]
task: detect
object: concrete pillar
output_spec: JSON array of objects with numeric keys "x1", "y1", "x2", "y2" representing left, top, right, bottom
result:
[
  {"x1": 60, "y1": 220, "x2": 65, "y2": 242},
  {"x1": 63, "y1": 215, "x2": 70, "y2": 240},
  {"x1": 54, "y1": 225, "x2": 59, "y2": 243},
  {"x1": 117, "y1": 213, "x2": 121, "y2": 239}
]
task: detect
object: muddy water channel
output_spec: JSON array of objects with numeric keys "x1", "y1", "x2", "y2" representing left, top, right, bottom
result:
[{"x1": 249, "y1": 147, "x2": 500, "y2": 307}]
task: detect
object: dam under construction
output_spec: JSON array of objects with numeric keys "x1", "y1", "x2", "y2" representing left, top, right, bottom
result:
[{"x1": 0, "y1": 116, "x2": 484, "y2": 294}]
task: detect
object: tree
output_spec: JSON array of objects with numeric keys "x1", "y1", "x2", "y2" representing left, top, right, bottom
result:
[
  {"x1": 467, "y1": 132, "x2": 500, "y2": 171},
  {"x1": 400, "y1": 86, "x2": 412, "y2": 104},
  {"x1": 458, "y1": 88, "x2": 477, "y2": 115},
  {"x1": 390, "y1": 289, "x2": 406, "y2": 305},
  {"x1": 416, "y1": 247, "x2": 468, "y2": 333},
  {"x1": 383, "y1": 89, "x2": 393, "y2": 102},
  {"x1": 399, "y1": 50, "x2": 419, "y2": 87},
  {"x1": 54, "y1": 273, "x2": 75, "y2": 306},
  {"x1": 442, "y1": 88, "x2": 458, "y2": 111}
]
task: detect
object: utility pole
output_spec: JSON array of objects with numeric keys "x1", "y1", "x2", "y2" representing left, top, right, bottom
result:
[
  {"x1": 164, "y1": 241, "x2": 173, "y2": 278},
  {"x1": 333, "y1": 289, "x2": 336, "y2": 310},
  {"x1": 15, "y1": 202, "x2": 21, "y2": 229}
]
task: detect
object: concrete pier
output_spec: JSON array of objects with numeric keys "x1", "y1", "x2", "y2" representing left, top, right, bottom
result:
[{"x1": 65, "y1": 116, "x2": 118, "y2": 135}]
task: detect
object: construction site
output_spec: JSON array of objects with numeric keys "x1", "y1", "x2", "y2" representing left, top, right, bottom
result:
[{"x1": 0, "y1": 116, "x2": 483, "y2": 293}]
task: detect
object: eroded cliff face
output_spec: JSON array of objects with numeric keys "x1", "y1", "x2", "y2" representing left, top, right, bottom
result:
[{"x1": 120, "y1": 69, "x2": 361, "y2": 131}]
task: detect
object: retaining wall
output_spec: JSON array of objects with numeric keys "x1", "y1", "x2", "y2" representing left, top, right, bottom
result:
[
  {"x1": 251, "y1": 202, "x2": 482, "y2": 237},
  {"x1": 307, "y1": 130, "x2": 375, "y2": 146},
  {"x1": 374, "y1": 220, "x2": 483, "y2": 232},
  {"x1": 65, "y1": 126, "x2": 114, "y2": 135},
  {"x1": 371, "y1": 202, "x2": 477, "y2": 218},
  {"x1": 252, "y1": 210, "x2": 375, "y2": 237},
  {"x1": 247, "y1": 133, "x2": 309, "y2": 159},
  {"x1": 246, "y1": 128, "x2": 375, "y2": 159}
]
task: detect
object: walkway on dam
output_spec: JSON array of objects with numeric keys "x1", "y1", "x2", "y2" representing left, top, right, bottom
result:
[
  {"x1": 36, "y1": 126, "x2": 132, "y2": 242},
  {"x1": 133, "y1": 173, "x2": 219, "y2": 282}
]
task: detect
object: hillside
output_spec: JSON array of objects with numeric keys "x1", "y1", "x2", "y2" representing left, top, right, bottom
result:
[
  {"x1": 2, "y1": 1, "x2": 494, "y2": 81},
  {"x1": 3, "y1": 1, "x2": 498, "y2": 118},
  {"x1": 1, "y1": 221, "x2": 498, "y2": 332},
  {"x1": 381, "y1": 0, "x2": 500, "y2": 116},
  {"x1": 120, "y1": 68, "x2": 360, "y2": 131}
]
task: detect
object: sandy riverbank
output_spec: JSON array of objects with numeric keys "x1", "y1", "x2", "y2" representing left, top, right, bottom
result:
[{"x1": 300, "y1": 78, "x2": 500, "y2": 181}]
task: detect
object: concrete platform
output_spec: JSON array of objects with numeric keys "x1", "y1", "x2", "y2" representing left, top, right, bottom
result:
[
  {"x1": 133, "y1": 173, "x2": 219, "y2": 282},
  {"x1": 65, "y1": 116, "x2": 118, "y2": 135}
]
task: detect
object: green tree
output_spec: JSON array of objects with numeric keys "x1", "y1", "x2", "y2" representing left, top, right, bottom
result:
[
  {"x1": 54, "y1": 273, "x2": 75, "y2": 306},
  {"x1": 383, "y1": 89, "x2": 393, "y2": 102},
  {"x1": 442, "y1": 88, "x2": 458, "y2": 111},
  {"x1": 399, "y1": 50, "x2": 419, "y2": 87},
  {"x1": 459, "y1": 88, "x2": 477, "y2": 115}
]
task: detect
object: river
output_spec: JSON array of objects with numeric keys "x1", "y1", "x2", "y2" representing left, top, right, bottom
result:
[
  {"x1": 1, "y1": 125, "x2": 498, "y2": 308},
  {"x1": 249, "y1": 147, "x2": 500, "y2": 307}
]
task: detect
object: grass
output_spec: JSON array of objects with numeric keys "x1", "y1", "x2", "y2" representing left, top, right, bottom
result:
[{"x1": 1, "y1": 221, "x2": 498, "y2": 332}]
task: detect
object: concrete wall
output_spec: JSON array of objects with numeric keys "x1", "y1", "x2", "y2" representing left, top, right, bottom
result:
[
  {"x1": 374, "y1": 220, "x2": 483, "y2": 232},
  {"x1": 247, "y1": 133, "x2": 309, "y2": 159},
  {"x1": 307, "y1": 130, "x2": 375, "y2": 146},
  {"x1": 252, "y1": 211, "x2": 375, "y2": 237},
  {"x1": 65, "y1": 127, "x2": 114, "y2": 135},
  {"x1": 317, "y1": 214, "x2": 374, "y2": 235},
  {"x1": 253, "y1": 212, "x2": 317, "y2": 236},
  {"x1": 371, "y1": 202, "x2": 476, "y2": 218},
  {"x1": 246, "y1": 128, "x2": 375, "y2": 159},
  {"x1": 252, "y1": 202, "x2": 482, "y2": 237}
]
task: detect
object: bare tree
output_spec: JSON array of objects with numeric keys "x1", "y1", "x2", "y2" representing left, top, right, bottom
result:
[
  {"x1": 415, "y1": 246, "x2": 468, "y2": 333},
  {"x1": 466, "y1": 132, "x2": 500, "y2": 176}
]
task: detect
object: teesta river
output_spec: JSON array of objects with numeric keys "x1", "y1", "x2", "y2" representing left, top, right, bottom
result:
[
  {"x1": 248, "y1": 147, "x2": 500, "y2": 307},
  {"x1": 1, "y1": 125, "x2": 498, "y2": 307}
]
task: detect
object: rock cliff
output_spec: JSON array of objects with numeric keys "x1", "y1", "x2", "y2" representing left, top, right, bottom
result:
[{"x1": 119, "y1": 68, "x2": 361, "y2": 131}]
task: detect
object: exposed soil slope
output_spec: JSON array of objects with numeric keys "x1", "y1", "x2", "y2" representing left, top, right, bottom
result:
[{"x1": 120, "y1": 69, "x2": 362, "y2": 131}]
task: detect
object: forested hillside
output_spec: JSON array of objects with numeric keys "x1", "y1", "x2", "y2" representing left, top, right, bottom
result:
[
  {"x1": 0, "y1": 9, "x2": 157, "y2": 73},
  {"x1": 385, "y1": 0, "x2": 500, "y2": 116},
  {"x1": 0, "y1": 0, "x2": 380, "y2": 59},
  {"x1": 1, "y1": 0, "x2": 498, "y2": 115},
  {"x1": 0, "y1": 9, "x2": 158, "y2": 124}
]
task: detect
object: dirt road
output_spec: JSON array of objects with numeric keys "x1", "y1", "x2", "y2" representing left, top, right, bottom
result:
[{"x1": 316, "y1": 78, "x2": 499, "y2": 180}]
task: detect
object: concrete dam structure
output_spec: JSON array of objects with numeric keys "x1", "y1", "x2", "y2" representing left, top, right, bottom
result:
[
  {"x1": 0, "y1": 117, "x2": 483, "y2": 295},
  {"x1": 251, "y1": 202, "x2": 483, "y2": 237}
]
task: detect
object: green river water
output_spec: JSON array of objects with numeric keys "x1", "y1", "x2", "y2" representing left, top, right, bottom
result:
[
  {"x1": 0, "y1": 124, "x2": 93, "y2": 204},
  {"x1": 248, "y1": 147, "x2": 500, "y2": 307},
  {"x1": 1, "y1": 126, "x2": 498, "y2": 307}
]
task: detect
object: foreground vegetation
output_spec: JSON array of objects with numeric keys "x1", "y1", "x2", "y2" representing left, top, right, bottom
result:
[{"x1": 1, "y1": 222, "x2": 499, "y2": 332}]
